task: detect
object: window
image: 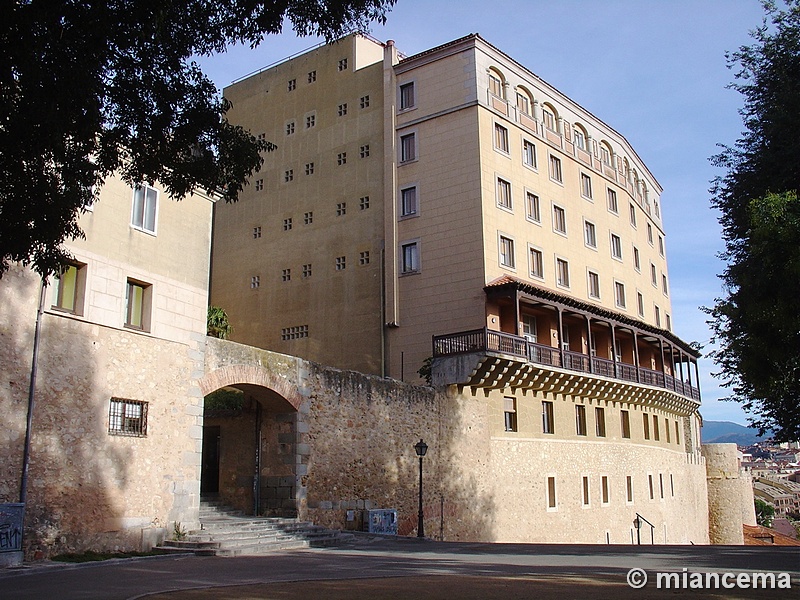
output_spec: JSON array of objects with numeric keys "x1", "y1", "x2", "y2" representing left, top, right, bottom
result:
[
  {"x1": 504, "y1": 397, "x2": 518, "y2": 432},
  {"x1": 306, "y1": 114, "x2": 315, "y2": 128},
  {"x1": 305, "y1": 162, "x2": 315, "y2": 175},
  {"x1": 553, "y1": 205, "x2": 566, "y2": 234},
  {"x1": 125, "y1": 279, "x2": 151, "y2": 331},
  {"x1": 525, "y1": 192, "x2": 540, "y2": 222},
  {"x1": 580, "y1": 173, "x2": 593, "y2": 199},
  {"x1": 596, "y1": 407, "x2": 606, "y2": 437},
  {"x1": 573, "y1": 128, "x2": 586, "y2": 150},
  {"x1": 494, "y1": 123, "x2": 509, "y2": 153},
  {"x1": 304, "y1": 212, "x2": 313, "y2": 225},
  {"x1": 610, "y1": 234, "x2": 623, "y2": 260},
  {"x1": 675, "y1": 420, "x2": 680, "y2": 445},
  {"x1": 489, "y1": 73, "x2": 503, "y2": 98},
  {"x1": 399, "y1": 82, "x2": 415, "y2": 109},
  {"x1": 637, "y1": 292, "x2": 645, "y2": 317},
  {"x1": 670, "y1": 473, "x2": 675, "y2": 496},
  {"x1": 253, "y1": 226, "x2": 262, "y2": 239},
  {"x1": 651, "y1": 263, "x2": 658, "y2": 286},
  {"x1": 523, "y1": 140, "x2": 537, "y2": 168},
  {"x1": 499, "y1": 235, "x2": 515, "y2": 269},
  {"x1": 543, "y1": 108, "x2": 555, "y2": 132},
  {"x1": 53, "y1": 262, "x2": 85, "y2": 315},
  {"x1": 648, "y1": 474, "x2": 655, "y2": 500},
  {"x1": 400, "y1": 133, "x2": 416, "y2": 162},
  {"x1": 556, "y1": 258, "x2": 570, "y2": 288},
  {"x1": 336, "y1": 202, "x2": 346, "y2": 216},
  {"x1": 255, "y1": 179, "x2": 264, "y2": 191},
  {"x1": 287, "y1": 78, "x2": 296, "y2": 91},
  {"x1": 547, "y1": 476, "x2": 557, "y2": 509},
  {"x1": 665, "y1": 419, "x2": 671, "y2": 443},
  {"x1": 307, "y1": 70, "x2": 316, "y2": 83},
  {"x1": 529, "y1": 247, "x2": 544, "y2": 279},
  {"x1": 523, "y1": 315, "x2": 537, "y2": 342},
  {"x1": 643, "y1": 413, "x2": 651, "y2": 440},
  {"x1": 542, "y1": 401, "x2": 555, "y2": 434},
  {"x1": 281, "y1": 325, "x2": 308, "y2": 340},
  {"x1": 647, "y1": 222, "x2": 653, "y2": 244},
  {"x1": 337, "y1": 152, "x2": 347, "y2": 166},
  {"x1": 626, "y1": 476, "x2": 634, "y2": 503},
  {"x1": 401, "y1": 187, "x2": 417, "y2": 216},
  {"x1": 338, "y1": 58, "x2": 348, "y2": 71},
  {"x1": 659, "y1": 473, "x2": 665, "y2": 499},
  {"x1": 401, "y1": 242, "x2": 419, "y2": 274},
  {"x1": 302, "y1": 264, "x2": 312, "y2": 278},
  {"x1": 549, "y1": 155, "x2": 562, "y2": 183},
  {"x1": 109, "y1": 398, "x2": 147, "y2": 437},
  {"x1": 496, "y1": 178, "x2": 512, "y2": 209},
  {"x1": 662, "y1": 274, "x2": 669, "y2": 296},
  {"x1": 614, "y1": 281, "x2": 626, "y2": 308},
  {"x1": 601, "y1": 476, "x2": 610, "y2": 505},
  {"x1": 516, "y1": 92, "x2": 530, "y2": 115},
  {"x1": 284, "y1": 169, "x2": 294, "y2": 182},
  {"x1": 576, "y1": 405, "x2": 587, "y2": 436},
  {"x1": 582, "y1": 476, "x2": 590, "y2": 506},
  {"x1": 131, "y1": 184, "x2": 158, "y2": 234},
  {"x1": 659, "y1": 236, "x2": 665, "y2": 257},
  {"x1": 250, "y1": 275, "x2": 260, "y2": 289},
  {"x1": 335, "y1": 256, "x2": 346, "y2": 270},
  {"x1": 630, "y1": 203, "x2": 637, "y2": 227},
  {"x1": 338, "y1": 103, "x2": 348, "y2": 116},
  {"x1": 633, "y1": 246, "x2": 641, "y2": 271},
  {"x1": 621, "y1": 410, "x2": 631, "y2": 438},
  {"x1": 360, "y1": 196, "x2": 370, "y2": 210},
  {"x1": 653, "y1": 415, "x2": 660, "y2": 441},
  {"x1": 360, "y1": 95, "x2": 370, "y2": 108},
  {"x1": 584, "y1": 220, "x2": 597, "y2": 248},
  {"x1": 360, "y1": 144, "x2": 370, "y2": 158},
  {"x1": 600, "y1": 144, "x2": 611, "y2": 165},
  {"x1": 588, "y1": 271, "x2": 600, "y2": 299},
  {"x1": 281, "y1": 269, "x2": 291, "y2": 282},
  {"x1": 359, "y1": 251, "x2": 370, "y2": 266},
  {"x1": 286, "y1": 122, "x2": 295, "y2": 135},
  {"x1": 666, "y1": 313, "x2": 672, "y2": 331},
  {"x1": 654, "y1": 305, "x2": 661, "y2": 327},
  {"x1": 607, "y1": 188, "x2": 618, "y2": 213},
  {"x1": 283, "y1": 218, "x2": 293, "y2": 231}
]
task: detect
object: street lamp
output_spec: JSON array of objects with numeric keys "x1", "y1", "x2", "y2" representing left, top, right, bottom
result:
[{"x1": 413, "y1": 439, "x2": 428, "y2": 538}]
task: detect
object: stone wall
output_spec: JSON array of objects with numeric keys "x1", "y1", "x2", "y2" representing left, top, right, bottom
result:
[{"x1": 703, "y1": 443, "x2": 748, "y2": 544}]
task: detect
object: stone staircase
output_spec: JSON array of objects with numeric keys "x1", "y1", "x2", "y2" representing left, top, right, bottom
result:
[{"x1": 158, "y1": 498, "x2": 344, "y2": 556}]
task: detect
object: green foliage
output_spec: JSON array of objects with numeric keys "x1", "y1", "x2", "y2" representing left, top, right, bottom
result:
[
  {"x1": 204, "y1": 388, "x2": 245, "y2": 411},
  {"x1": 417, "y1": 356, "x2": 433, "y2": 385},
  {"x1": 172, "y1": 521, "x2": 187, "y2": 541},
  {"x1": 0, "y1": 0, "x2": 396, "y2": 278},
  {"x1": 706, "y1": 1, "x2": 800, "y2": 441},
  {"x1": 207, "y1": 306, "x2": 232, "y2": 339},
  {"x1": 755, "y1": 498, "x2": 776, "y2": 528}
]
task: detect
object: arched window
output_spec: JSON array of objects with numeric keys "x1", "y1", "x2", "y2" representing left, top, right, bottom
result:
[
  {"x1": 542, "y1": 102, "x2": 558, "y2": 132},
  {"x1": 623, "y1": 158, "x2": 631, "y2": 182},
  {"x1": 573, "y1": 123, "x2": 588, "y2": 150},
  {"x1": 488, "y1": 68, "x2": 506, "y2": 99},
  {"x1": 599, "y1": 141, "x2": 613, "y2": 166},
  {"x1": 515, "y1": 86, "x2": 533, "y2": 116}
]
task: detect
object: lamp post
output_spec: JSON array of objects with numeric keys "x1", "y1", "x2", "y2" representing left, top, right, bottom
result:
[
  {"x1": 633, "y1": 515, "x2": 642, "y2": 545},
  {"x1": 413, "y1": 439, "x2": 428, "y2": 538}
]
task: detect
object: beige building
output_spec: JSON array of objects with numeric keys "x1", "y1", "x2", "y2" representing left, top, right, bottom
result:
[{"x1": 0, "y1": 175, "x2": 215, "y2": 559}]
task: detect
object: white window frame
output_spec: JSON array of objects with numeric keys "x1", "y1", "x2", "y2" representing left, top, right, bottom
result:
[
  {"x1": 555, "y1": 257, "x2": 570, "y2": 289},
  {"x1": 587, "y1": 270, "x2": 600, "y2": 299},
  {"x1": 607, "y1": 188, "x2": 618, "y2": 214},
  {"x1": 580, "y1": 173, "x2": 593, "y2": 200},
  {"x1": 494, "y1": 122, "x2": 509, "y2": 154},
  {"x1": 522, "y1": 139, "x2": 537, "y2": 169},
  {"x1": 399, "y1": 131, "x2": 417, "y2": 163},
  {"x1": 400, "y1": 185, "x2": 418, "y2": 218},
  {"x1": 614, "y1": 280, "x2": 627, "y2": 309},
  {"x1": 552, "y1": 204, "x2": 567, "y2": 236},
  {"x1": 131, "y1": 184, "x2": 158, "y2": 235},
  {"x1": 496, "y1": 177, "x2": 512, "y2": 211},
  {"x1": 400, "y1": 239, "x2": 420, "y2": 274},
  {"x1": 584, "y1": 219, "x2": 597, "y2": 249},
  {"x1": 525, "y1": 190, "x2": 541, "y2": 224},
  {"x1": 528, "y1": 245, "x2": 544, "y2": 280},
  {"x1": 610, "y1": 233, "x2": 623, "y2": 261},
  {"x1": 548, "y1": 154, "x2": 563, "y2": 184},
  {"x1": 498, "y1": 233, "x2": 516, "y2": 270}
]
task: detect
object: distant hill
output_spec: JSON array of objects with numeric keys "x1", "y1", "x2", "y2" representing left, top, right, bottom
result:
[{"x1": 702, "y1": 420, "x2": 767, "y2": 445}]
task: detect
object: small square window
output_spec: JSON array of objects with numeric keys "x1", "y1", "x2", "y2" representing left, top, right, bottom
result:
[
  {"x1": 359, "y1": 251, "x2": 370, "y2": 265},
  {"x1": 125, "y1": 279, "x2": 151, "y2": 331},
  {"x1": 399, "y1": 82, "x2": 415, "y2": 110},
  {"x1": 284, "y1": 169, "x2": 294, "y2": 182},
  {"x1": 282, "y1": 268, "x2": 291, "y2": 282},
  {"x1": 360, "y1": 144, "x2": 370, "y2": 158},
  {"x1": 251, "y1": 275, "x2": 260, "y2": 289},
  {"x1": 306, "y1": 114, "x2": 316, "y2": 128},
  {"x1": 305, "y1": 162, "x2": 315, "y2": 175},
  {"x1": 255, "y1": 179, "x2": 264, "y2": 191},
  {"x1": 307, "y1": 70, "x2": 316, "y2": 83},
  {"x1": 336, "y1": 202, "x2": 346, "y2": 216},
  {"x1": 338, "y1": 58, "x2": 348, "y2": 71},
  {"x1": 302, "y1": 264, "x2": 312, "y2": 278},
  {"x1": 360, "y1": 95, "x2": 370, "y2": 108},
  {"x1": 496, "y1": 178, "x2": 512, "y2": 210},
  {"x1": 304, "y1": 212, "x2": 313, "y2": 225},
  {"x1": 53, "y1": 262, "x2": 86, "y2": 315},
  {"x1": 400, "y1": 133, "x2": 416, "y2": 162},
  {"x1": 109, "y1": 398, "x2": 147, "y2": 437},
  {"x1": 359, "y1": 196, "x2": 370, "y2": 210},
  {"x1": 283, "y1": 218, "x2": 293, "y2": 231},
  {"x1": 337, "y1": 152, "x2": 347, "y2": 166},
  {"x1": 338, "y1": 103, "x2": 348, "y2": 117},
  {"x1": 287, "y1": 79, "x2": 296, "y2": 91},
  {"x1": 335, "y1": 256, "x2": 346, "y2": 270},
  {"x1": 253, "y1": 226, "x2": 262, "y2": 239},
  {"x1": 286, "y1": 122, "x2": 295, "y2": 135}
]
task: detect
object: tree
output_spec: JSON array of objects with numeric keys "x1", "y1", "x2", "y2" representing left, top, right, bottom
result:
[
  {"x1": 706, "y1": 0, "x2": 800, "y2": 442},
  {"x1": 755, "y1": 498, "x2": 775, "y2": 528},
  {"x1": 207, "y1": 305, "x2": 232, "y2": 339},
  {"x1": 0, "y1": 0, "x2": 396, "y2": 278}
]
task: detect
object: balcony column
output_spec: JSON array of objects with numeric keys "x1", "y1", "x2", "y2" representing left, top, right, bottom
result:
[
  {"x1": 610, "y1": 323, "x2": 618, "y2": 378},
  {"x1": 585, "y1": 314, "x2": 594, "y2": 374},
  {"x1": 686, "y1": 351, "x2": 694, "y2": 388},
  {"x1": 658, "y1": 337, "x2": 666, "y2": 377},
  {"x1": 556, "y1": 306, "x2": 564, "y2": 367},
  {"x1": 513, "y1": 290, "x2": 520, "y2": 337},
  {"x1": 632, "y1": 329, "x2": 640, "y2": 382},
  {"x1": 694, "y1": 360, "x2": 701, "y2": 396}
]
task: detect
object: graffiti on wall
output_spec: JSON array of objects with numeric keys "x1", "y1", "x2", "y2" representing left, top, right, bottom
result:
[{"x1": 0, "y1": 504, "x2": 24, "y2": 552}]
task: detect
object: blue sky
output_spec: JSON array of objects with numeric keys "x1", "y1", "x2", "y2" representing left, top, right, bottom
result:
[{"x1": 197, "y1": 0, "x2": 768, "y2": 425}]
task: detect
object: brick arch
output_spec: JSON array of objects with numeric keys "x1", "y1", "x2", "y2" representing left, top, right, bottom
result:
[{"x1": 198, "y1": 364, "x2": 303, "y2": 410}]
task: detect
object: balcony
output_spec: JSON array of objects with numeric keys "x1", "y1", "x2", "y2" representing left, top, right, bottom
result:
[{"x1": 432, "y1": 328, "x2": 701, "y2": 403}]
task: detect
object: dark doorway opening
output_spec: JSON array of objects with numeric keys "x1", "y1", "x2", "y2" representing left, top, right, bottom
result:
[{"x1": 201, "y1": 425, "x2": 221, "y2": 494}]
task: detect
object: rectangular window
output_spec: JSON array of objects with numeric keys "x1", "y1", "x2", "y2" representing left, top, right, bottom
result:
[
  {"x1": 637, "y1": 292, "x2": 645, "y2": 317},
  {"x1": 53, "y1": 262, "x2": 85, "y2": 315},
  {"x1": 253, "y1": 226, "x2": 262, "y2": 239},
  {"x1": 302, "y1": 264, "x2": 312, "y2": 278},
  {"x1": 305, "y1": 162, "x2": 315, "y2": 175},
  {"x1": 287, "y1": 78, "x2": 296, "y2": 91},
  {"x1": 651, "y1": 263, "x2": 658, "y2": 286},
  {"x1": 543, "y1": 109, "x2": 555, "y2": 132},
  {"x1": 489, "y1": 73, "x2": 503, "y2": 98},
  {"x1": 304, "y1": 212, "x2": 313, "y2": 225},
  {"x1": 662, "y1": 274, "x2": 669, "y2": 296},
  {"x1": 360, "y1": 196, "x2": 370, "y2": 210},
  {"x1": 281, "y1": 268, "x2": 291, "y2": 282},
  {"x1": 595, "y1": 407, "x2": 606, "y2": 437},
  {"x1": 653, "y1": 415, "x2": 660, "y2": 441},
  {"x1": 658, "y1": 235, "x2": 665, "y2": 257},
  {"x1": 131, "y1": 184, "x2": 158, "y2": 234},
  {"x1": 633, "y1": 246, "x2": 641, "y2": 271},
  {"x1": 553, "y1": 205, "x2": 566, "y2": 234},
  {"x1": 336, "y1": 202, "x2": 346, "y2": 216},
  {"x1": 109, "y1": 398, "x2": 147, "y2": 437},
  {"x1": 607, "y1": 188, "x2": 618, "y2": 213},
  {"x1": 335, "y1": 256, "x2": 346, "y2": 270},
  {"x1": 496, "y1": 178, "x2": 512, "y2": 209},
  {"x1": 360, "y1": 144, "x2": 370, "y2": 158},
  {"x1": 337, "y1": 152, "x2": 347, "y2": 166},
  {"x1": 306, "y1": 114, "x2": 315, "y2": 128},
  {"x1": 576, "y1": 405, "x2": 587, "y2": 436},
  {"x1": 621, "y1": 410, "x2": 631, "y2": 438},
  {"x1": 523, "y1": 315, "x2": 538, "y2": 343},
  {"x1": 529, "y1": 247, "x2": 544, "y2": 279},
  {"x1": 626, "y1": 476, "x2": 634, "y2": 503},
  {"x1": 643, "y1": 413, "x2": 651, "y2": 440},
  {"x1": 649, "y1": 474, "x2": 655, "y2": 500},
  {"x1": 542, "y1": 401, "x2": 554, "y2": 434},
  {"x1": 549, "y1": 155, "x2": 562, "y2": 183},
  {"x1": 401, "y1": 187, "x2": 417, "y2": 216},
  {"x1": 504, "y1": 397, "x2": 518, "y2": 432},
  {"x1": 283, "y1": 218, "x2": 293, "y2": 230},
  {"x1": 286, "y1": 121, "x2": 295, "y2": 135},
  {"x1": 338, "y1": 58, "x2": 348, "y2": 71},
  {"x1": 401, "y1": 241, "x2": 419, "y2": 274},
  {"x1": 399, "y1": 82, "x2": 415, "y2": 110},
  {"x1": 525, "y1": 192, "x2": 540, "y2": 222},
  {"x1": 400, "y1": 133, "x2": 416, "y2": 163},
  {"x1": 250, "y1": 275, "x2": 260, "y2": 289},
  {"x1": 647, "y1": 222, "x2": 653, "y2": 244},
  {"x1": 630, "y1": 203, "x2": 637, "y2": 227},
  {"x1": 284, "y1": 169, "x2": 294, "y2": 182},
  {"x1": 281, "y1": 325, "x2": 309, "y2": 340},
  {"x1": 523, "y1": 140, "x2": 537, "y2": 168},
  {"x1": 675, "y1": 420, "x2": 680, "y2": 445},
  {"x1": 556, "y1": 258, "x2": 570, "y2": 288},
  {"x1": 338, "y1": 103, "x2": 348, "y2": 116},
  {"x1": 659, "y1": 473, "x2": 665, "y2": 499},
  {"x1": 614, "y1": 281, "x2": 626, "y2": 308},
  {"x1": 125, "y1": 279, "x2": 150, "y2": 331},
  {"x1": 665, "y1": 419, "x2": 671, "y2": 443},
  {"x1": 601, "y1": 476, "x2": 610, "y2": 505},
  {"x1": 255, "y1": 179, "x2": 264, "y2": 191},
  {"x1": 307, "y1": 70, "x2": 316, "y2": 83},
  {"x1": 611, "y1": 234, "x2": 623, "y2": 260},
  {"x1": 494, "y1": 123, "x2": 509, "y2": 153},
  {"x1": 582, "y1": 476, "x2": 590, "y2": 506},
  {"x1": 547, "y1": 476, "x2": 557, "y2": 509},
  {"x1": 666, "y1": 313, "x2": 672, "y2": 331},
  {"x1": 360, "y1": 95, "x2": 370, "y2": 108},
  {"x1": 359, "y1": 251, "x2": 370, "y2": 266},
  {"x1": 499, "y1": 235, "x2": 515, "y2": 268},
  {"x1": 584, "y1": 220, "x2": 597, "y2": 248},
  {"x1": 655, "y1": 305, "x2": 661, "y2": 327},
  {"x1": 670, "y1": 473, "x2": 675, "y2": 496},
  {"x1": 580, "y1": 173, "x2": 593, "y2": 199},
  {"x1": 588, "y1": 271, "x2": 600, "y2": 299},
  {"x1": 516, "y1": 92, "x2": 530, "y2": 115}
]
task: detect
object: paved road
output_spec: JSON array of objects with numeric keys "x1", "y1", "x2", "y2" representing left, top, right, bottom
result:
[{"x1": 2, "y1": 537, "x2": 798, "y2": 600}]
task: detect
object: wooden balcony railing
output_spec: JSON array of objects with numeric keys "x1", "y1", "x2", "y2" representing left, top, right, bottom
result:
[{"x1": 433, "y1": 328, "x2": 700, "y2": 402}]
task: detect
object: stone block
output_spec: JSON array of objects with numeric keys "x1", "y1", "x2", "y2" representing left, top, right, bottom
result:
[
  {"x1": 279, "y1": 477, "x2": 294, "y2": 487},
  {"x1": 296, "y1": 443, "x2": 310, "y2": 456}
]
